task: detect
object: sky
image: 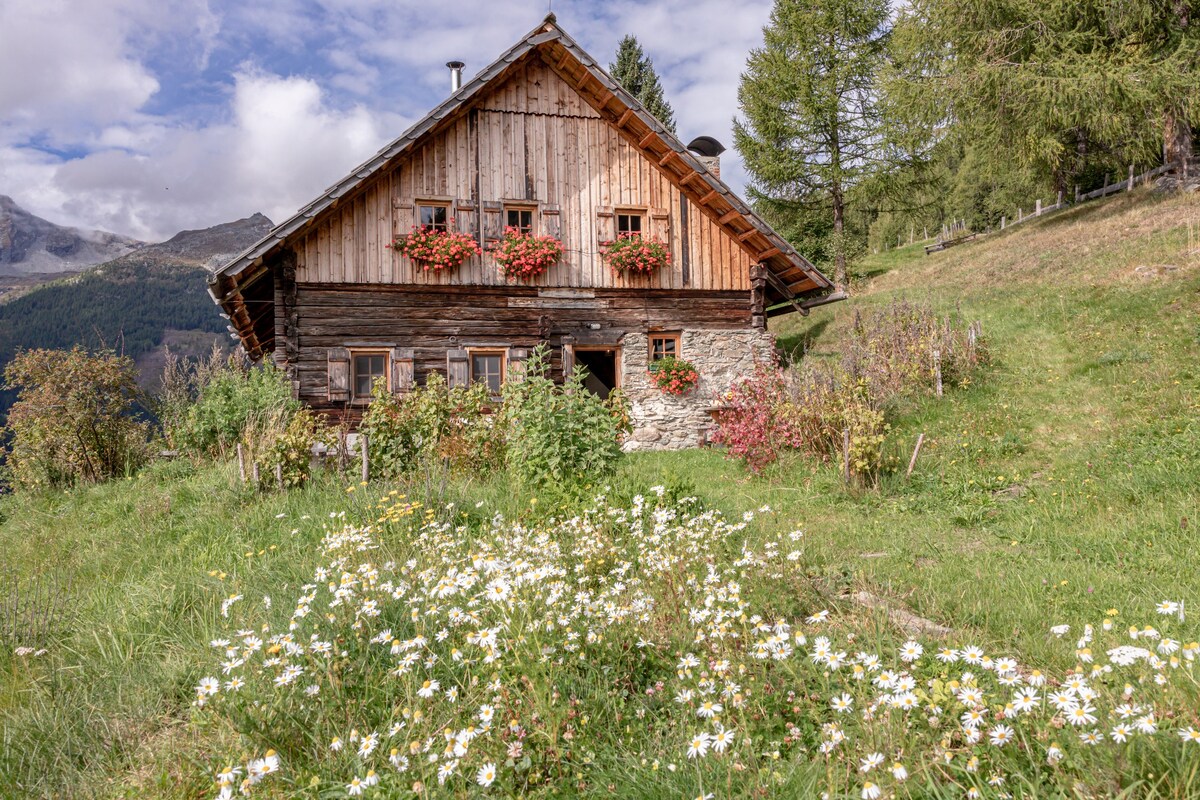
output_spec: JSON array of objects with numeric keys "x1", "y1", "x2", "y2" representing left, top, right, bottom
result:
[{"x1": 0, "y1": 0, "x2": 774, "y2": 243}]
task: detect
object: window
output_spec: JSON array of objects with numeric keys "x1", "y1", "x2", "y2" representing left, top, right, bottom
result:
[
  {"x1": 418, "y1": 203, "x2": 449, "y2": 232},
  {"x1": 352, "y1": 351, "x2": 388, "y2": 398},
  {"x1": 505, "y1": 206, "x2": 535, "y2": 234},
  {"x1": 469, "y1": 349, "x2": 506, "y2": 395},
  {"x1": 617, "y1": 211, "x2": 644, "y2": 237},
  {"x1": 649, "y1": 333, "x2": 680, "y2": 362}
]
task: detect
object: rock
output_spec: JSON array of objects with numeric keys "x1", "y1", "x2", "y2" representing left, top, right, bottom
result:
[{"x1": 851, "y1": 590, "x2": 955, "y2": 638}]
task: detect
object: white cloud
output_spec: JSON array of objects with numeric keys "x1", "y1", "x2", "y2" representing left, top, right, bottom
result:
[{"x1": 0, "y1": 0, "x2": 770, "y2": 240}]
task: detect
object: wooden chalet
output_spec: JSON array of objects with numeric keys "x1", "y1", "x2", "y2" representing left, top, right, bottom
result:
[{"x1": 210, "y1": 14, "x2": 839, "y2": 449}]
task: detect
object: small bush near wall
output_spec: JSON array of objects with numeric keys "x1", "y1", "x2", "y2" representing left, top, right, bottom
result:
[
  {"x1": 501, "y1": 346, "x2": 623, "y2": 490},
  {"x1": 716, "y1": 300, "x2": 986, "y2": 477},
  {"x1": 169, "y1": 362, "x2": 299, "y2": 459},
  {"x1": 358, "y1": 373, "x2": 503, "y2": 480},
  {"x1": 3, "y1": 347, "x2": 150, "y2": 489}
]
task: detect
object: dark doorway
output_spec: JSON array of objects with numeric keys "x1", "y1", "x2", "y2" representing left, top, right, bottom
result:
[{"x1": 574, "y1": 348, "x2": 618, "y2": 400}]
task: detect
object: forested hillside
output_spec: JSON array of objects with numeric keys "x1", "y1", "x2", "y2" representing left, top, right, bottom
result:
[{"x1": 0, "y1": 213, "x2": 271, "y2": 416}]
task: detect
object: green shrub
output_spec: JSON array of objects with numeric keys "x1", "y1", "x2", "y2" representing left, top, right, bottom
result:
[
  {"x1": 3, "y1": 347, "x2": 150, "y2": 489},
  {"x1": 358, "y1": 373, "x2": 503, "y2": 480},
  {"x1": 173, "y1": 365, "x2": 298, "y2": 458},
  {"x1": 500, "y1": 345, "x2": 623, "y2": 490},
  {"x1": 255, "y1": 408, "x2": 327, "y2": 489}
]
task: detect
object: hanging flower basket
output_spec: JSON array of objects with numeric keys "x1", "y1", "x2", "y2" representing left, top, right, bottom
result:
[
  {"x1": 389, "y1": 223, "x2": 480, "y2": 272},
  {"x1": 602, "y1": 233, "x2": 671, "y2": 275},
  {"x1": 493, "y1": 227, "x2": 563, "y2": 281},
  {"x1": 647, "y1": 356, "x2": 698, "y2": 395}
]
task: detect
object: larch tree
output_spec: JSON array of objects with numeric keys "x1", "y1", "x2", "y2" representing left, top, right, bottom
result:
[
  {"x1": 734, "y1": 0, "x2": 892, "y2": 291},
  {"x1": 609, "y1": 35, "x2": 676, "y2": 133}
]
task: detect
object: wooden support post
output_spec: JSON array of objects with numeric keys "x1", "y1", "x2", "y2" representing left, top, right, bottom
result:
[
  {"x1": 251, "y1": 461, "x2": 260, "y2": 486},
  {"x1": 909, "y1": 223, "x2": 914, "y2": 244},
  {"x1": 1075, "y1": 184, "x2": 1080, "y2": 202},
  {"x1": 906, "y1": 433, "x2": 926, "y2": 479},
  {"x1": 236, "y1": 443, "x2": 246, "y2": 483},
  {"x1": 360, "y1": 434, "x2": 369, "y2": 483},
  {"x1": 842, "y1": 428, "x2": 851, "y2": 483},
  {"x1": 1018, "y1": 207, "x2": 1023, "y2": 222},
  {"x1": 1001, "y1": 215, "x2": 1006, "y2": 230},
  {"x1": 933, "y1": 349, "x2": 943, "y2": 397},
  {"x1": 1035, "y1": 198, "x2": 1042, "y2": 216},
  {"x1": 1057, "y1": 190, "x2": 1063, "y2": 208},
  {"x1": 275, "y1": 463, "x2": 283, "y2": 491},
  {"x1": 923, "y1": 226, "x2": 927, "y2": 240},
  {"x1": 1128, "y1": 164, "x2": 1135, "y2": 191}
]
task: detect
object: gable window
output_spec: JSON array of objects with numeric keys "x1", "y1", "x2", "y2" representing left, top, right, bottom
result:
[
  {"x1": 469, "y1": 349, "x2": 506, "y2": 395},
  {"x1": 352, "y1": 351, "x2": 389, "y2": 398},
  {"x1": 418, "y1": 203, "x2": 449, "y2": 232},
  {"x1": 505, "y1": 205, "x2": 535, "y2": 234},
  {"x1": 617, "y1": 211, "x2": 644, "y2": 238},
  {"x1": 649, "y1": 333, "x2": 680, "y2": 362}
]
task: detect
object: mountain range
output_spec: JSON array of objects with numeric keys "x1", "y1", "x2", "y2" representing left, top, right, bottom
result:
[
  {"x1": 0, "y1": 195, "x2": 144, "y2": 275},
  {"x1": 0, "y1": 198, "x2": 272, "y2": 417}
]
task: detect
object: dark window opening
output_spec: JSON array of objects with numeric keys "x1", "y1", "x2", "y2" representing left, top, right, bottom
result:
[
  {"x1": 353, "y1": 353, "x2": 387, "y2": 398},
  {"x1": 470, "y1": 351, "x2": 505, "y2": 395},
  {"x1": 650, "y1": 334, "x2": 680, "y2": 361},
  {"x1": 617, "y1": 213, "x2": 643, "y2": 237},
  {"x1": 505, "y1": 207, "x2": 534, "y2": 234},
  {"x1": 575, "y1": 348, "x2": 618, "y2": 400},
  {"x1": 418, "y1": 204, "x2": 449, "y2": 232}
]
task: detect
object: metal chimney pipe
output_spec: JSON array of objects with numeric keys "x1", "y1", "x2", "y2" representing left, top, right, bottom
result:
[{"x1": 446, "y1": 61, "x2": 465, "y2": 93}]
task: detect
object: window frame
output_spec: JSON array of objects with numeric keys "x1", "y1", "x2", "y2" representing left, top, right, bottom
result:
[
  {"x1": 504, "y1": 204, "x2": 537, "y2": 235},
  {"x1": 616, "y1": 208, "x2": 646, "y2": 238},
  {"x1": 350, "y1": 348, "x2": 391, "y2": 401},
  {"x1": 467, "y1": 347, "x2": 507, "y2": 396},
  {"x1": 416, "y1": 201, "x2": 451, "y2": 232},
  {"x1": 648, "y1": 332, "x2": 682, "y2": 362}
]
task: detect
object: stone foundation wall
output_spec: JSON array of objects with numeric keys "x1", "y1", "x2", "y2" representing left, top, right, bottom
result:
[{"x1": 621, "y1": 328, "x2": 776, "y2": 451}]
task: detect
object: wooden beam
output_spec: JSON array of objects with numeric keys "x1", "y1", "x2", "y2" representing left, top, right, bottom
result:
[
  {"x1": 638, "y1": 131, "x2": 659, "y2": 148},
  {"x1": 758, "y1": 247, "x2": 782, "y2": 260},
  {"x1": 738, "y1": 229, "x2": 759, "y2": 242},
  {"x1": 658, "y1": 151, "x2": 679, "y2": 167},
  {"x1": 555, "y1": 50, "x2": 571, "y2": 70},
  {"x1": 718, "y1": 209, "x2": 741, "y2": 225},
  {"x1": 680, "y1": 172, "x2": 704, "y2": 188},
  {"x1": 698, "y1": 189, "x2": 719, "y2": 206},
  {"x1": 617, "y1": 108, "x2": 636, "y2": 128},
  {"x1": 595, "y1": 87, "x2": 614, "y2": 108}
]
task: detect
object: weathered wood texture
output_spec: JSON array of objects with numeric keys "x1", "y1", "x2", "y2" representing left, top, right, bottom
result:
[
  {"x1": 293, "y1": 282, "x2": 751, "y2": 414},
  {"x1": 292, "y1": 57, "x2": 752, "y2": 292}
]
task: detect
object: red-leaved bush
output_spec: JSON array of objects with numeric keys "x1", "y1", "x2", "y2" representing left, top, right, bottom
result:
[{"x1": 711, "y1": 363, "x2": 800, "y2": 472}]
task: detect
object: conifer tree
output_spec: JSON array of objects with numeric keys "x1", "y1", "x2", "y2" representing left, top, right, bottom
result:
[
  {"x1": 609, "y1": 35, "x2": 676, "y2": 133},
  {"x1": 734, "y1": 0, "x2": 891, "y2": 291}
]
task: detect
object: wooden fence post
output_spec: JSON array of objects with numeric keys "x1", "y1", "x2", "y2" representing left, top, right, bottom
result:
[
  {"x1": 1128, "y1": 164, "x2": 1135, "y2": 191},
  {"x1": 1018, "y1": 207, "x2": 1023, "y2": 222},
  {"x1": 360, "y1": 434, "x2": 369, "y2": 483},
  {"x1": 274, "y1": 463, "x2": 283, "y2": 491},
  {"x1": 842, "y1": 428, "x2": 851, "y2": 483},
  {"x1": 906, "y1": 433, "x2": 926, "y2": 479},
  {"x1": 933, "y1": 349, "x2": 943, "y2": 398},
  {"x1": 1075, "y1": 184, "x2": 1080, "y2": 202},
  {"x1": 1036, "y1": 198, "x2": 1042, "y2": 216},
  {"x1": 236, "y1": 443, "x2": 246, "y2": 483},
  {"x1": 1001, "y1": 215, "x2": 1005, "y2": 230},
  {"x1": 251, "y1": 462, "x2": 260, "y2": 487}
]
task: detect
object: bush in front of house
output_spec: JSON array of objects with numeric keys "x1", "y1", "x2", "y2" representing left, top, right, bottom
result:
[
  {"x1": 358, "y1": 373, "x2": 503, "y2": 480},
  {"x1": 3, "y1": 347, "x2": 150, "y2": 489},
  {"x1": 716, "y1": 299, "x2": 985, "y2": 478},
  {"x1": 170, "y1": 361, "x2": 299, "y2": 459},
  {"x1": 500, "y1": 345, "x2": 623, "y2": 490}
]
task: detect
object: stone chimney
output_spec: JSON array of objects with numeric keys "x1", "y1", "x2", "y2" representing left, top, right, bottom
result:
[{"x1": 686, "y1": 136, "x2": 726, "y2": 178}]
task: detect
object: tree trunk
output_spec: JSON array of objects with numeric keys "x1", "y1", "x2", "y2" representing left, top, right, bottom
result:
[
  {"x1": 832, "y1": 181, "x2": 846, "y2": 291},
  {"x1": 1165, "y1": 109, "x2": 1193, "y2": 178}
]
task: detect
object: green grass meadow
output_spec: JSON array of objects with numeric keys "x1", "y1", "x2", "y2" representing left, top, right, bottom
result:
[{"x1": 3, "y1": 187, "x2": 1200, "y2": 797}]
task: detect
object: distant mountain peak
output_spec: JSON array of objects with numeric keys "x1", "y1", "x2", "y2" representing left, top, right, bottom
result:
[
  {"x1": 139, "y1": 213, "x2": 274, "y2": 266},
  {"x1": 0, "y1": 196, "x2": 143, "y2": 276}
]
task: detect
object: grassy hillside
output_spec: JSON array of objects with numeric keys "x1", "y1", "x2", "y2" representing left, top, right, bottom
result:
[{"x1": 2, "y1": 188, "x2": 1199, "y2": 798}]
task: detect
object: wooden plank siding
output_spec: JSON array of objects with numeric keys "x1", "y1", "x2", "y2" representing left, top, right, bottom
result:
[
  {"x1": 292, "y1": 56, "x2": 752, "y2": 292},
  {"x1": 292, "y1": 282, "x2": 751, "y2": 415}
]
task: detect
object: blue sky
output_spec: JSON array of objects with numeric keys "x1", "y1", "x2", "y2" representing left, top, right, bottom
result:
[{"x1": 0, "y1": 0, "x2": 774, "y2": 242}]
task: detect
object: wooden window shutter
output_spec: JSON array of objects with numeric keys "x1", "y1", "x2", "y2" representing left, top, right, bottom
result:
[
  {"x1": 327, "y1": 347, "x2": 350, "y2": 402},
  {"x1": 481, "y1": 201, "x2": 504, "y2": 243},
  {"x1": 446, "y1": 349, "x2": 469, "y2": 388},
  {"x1": 541, "y1": 204, "x2": 561, "y2": 241},
  {"x1": 391, "y1": 347, "x2": 414, "y2": 394},
  {"x1": 596, "y1": 206, "x2": 615, "y2": 248},
  {"x1": 392, "y1": 199, "x2": 414, "y2": 236},
  {"x1": 454, "y1": 201, "x2": 477, "y2": 239},
  {"x1": 508, "y1": 347, "x2": 529, "y2": 383},
  {"x1": 649, "y1": 208, "x2": 671, "y2": 247}
]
